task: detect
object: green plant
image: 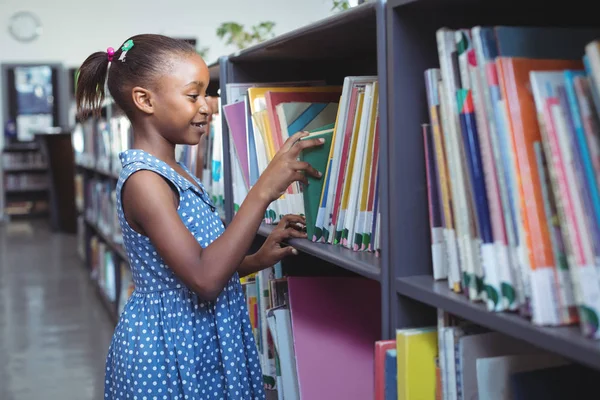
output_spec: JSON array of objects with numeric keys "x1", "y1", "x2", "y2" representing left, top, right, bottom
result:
[
  {"x1": 331, "y1": 0, "x2": 350, "y2": 11},
  {"x1": 216, "y1": 21, "x2": 276, "y2": 50}
]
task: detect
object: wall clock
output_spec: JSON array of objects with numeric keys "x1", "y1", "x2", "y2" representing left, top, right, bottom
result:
[{"x1": 8, "y1": 11, "x2": 42, "y2": 43}]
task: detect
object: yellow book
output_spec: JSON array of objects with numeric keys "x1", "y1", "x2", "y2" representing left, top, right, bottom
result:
[{"x1": 396, "y1": 327, "x2": 438, "y2": 400}]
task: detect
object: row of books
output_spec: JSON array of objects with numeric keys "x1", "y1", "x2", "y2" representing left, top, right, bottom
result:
[
  {"x1": 222, "y1": 77, "x2": 381, "y2": 254},
  {"x1": 73, "y1": 114, "x2": 133, "y2": 177},
  {"x1": 376, "y1": 311, "x2": 597, "y2": 400},
  {"x1": 85, "y1": 177, "x2": 122, "y2": 245},
  {"x1": 88, "y1": 232, "x2": 135, "y2": 315},
  {"x1": 2, "y1": 151, "x2": 45, "y2": 169},
  {"x1": 240, "y1": 268, "x2": 381, "y2": 399},
  {"x1": 422, "y1": 25, "x2": 600, "y2": 336},
  {"x1": 3, "y1": 172, "x2": 47, "y2": 191},
  {"x1": 118, "y1": 262, "x2": 134, "y2": 315},
  {"x1": 90, "y1": 234, "x2": 119, "y2": 303}
]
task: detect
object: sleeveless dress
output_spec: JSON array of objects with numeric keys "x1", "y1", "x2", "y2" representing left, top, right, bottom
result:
[{"x1": 104, "y1": 149, "x2": 265, "y2": 400}]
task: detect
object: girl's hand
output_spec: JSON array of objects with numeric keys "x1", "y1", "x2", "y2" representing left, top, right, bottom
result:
[
  {"x1": 252, "y1": 131, "x2": 324, "y2": 203},
  {"x1": 254, "y1": 214, "x2": 307, "y2": 267}
]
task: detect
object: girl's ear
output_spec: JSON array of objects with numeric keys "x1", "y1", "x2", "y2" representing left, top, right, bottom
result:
[{"x1": 131, "y1": 86, "x2": 154, "y2": 115}]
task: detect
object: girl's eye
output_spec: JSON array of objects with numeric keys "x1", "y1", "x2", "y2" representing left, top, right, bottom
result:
[{"x1": 188, "y1": 94, "x2": 199, "y2": 100}]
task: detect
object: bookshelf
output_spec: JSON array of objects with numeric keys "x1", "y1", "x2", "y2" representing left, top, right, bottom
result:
[
  {"x1": 210, "y1": 0, "x2": 600, "y2": 374},
  {"x1": 384, "y1": 0, "x2": 600, "y2": 373},
  {"x1": 396, "y1": 275, "x2": 600, "y2": 370},
  {"x1": 2, "y1": 140, "x2": 50, "y2": 220},
  {"x1": 218, "y1": 0, "x2": 390, "y2": 339}
]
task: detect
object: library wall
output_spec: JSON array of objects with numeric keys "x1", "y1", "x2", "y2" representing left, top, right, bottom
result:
[{"x1": 0, "y1": 0, "x2": 334, "y2": 142}]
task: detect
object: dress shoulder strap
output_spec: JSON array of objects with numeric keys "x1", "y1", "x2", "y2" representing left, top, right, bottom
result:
[{"x1": 117, "y1": 149, "x2": 197, "y2": 194}]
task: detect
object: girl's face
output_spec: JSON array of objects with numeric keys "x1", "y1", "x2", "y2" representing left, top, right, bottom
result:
[{"x1": 151, "y1": 52, "x2": 211, "y2": 145}]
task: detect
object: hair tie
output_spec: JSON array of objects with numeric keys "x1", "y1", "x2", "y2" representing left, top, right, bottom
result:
[
  {"x1": 119, "y1": 39, "x2": 134, "y2": 62},
  {"x1": 107, "y1": 47, "x2": 115, "y2": 62}
]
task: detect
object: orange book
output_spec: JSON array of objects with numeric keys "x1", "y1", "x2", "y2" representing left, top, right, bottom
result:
[
  {"x1": 374, "y1": 339, "x2": 396, "y2": 400},
  {"x1": 435, "y1": 359, "x2": 442, "y2": 400},
  {"x1": 496, "y1": 57, "x2": 582, "y2": 325}
]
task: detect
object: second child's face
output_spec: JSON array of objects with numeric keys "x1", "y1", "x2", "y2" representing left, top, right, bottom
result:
[{"x1": 152, "y1": 53, "x2": 211, "y2": 145}]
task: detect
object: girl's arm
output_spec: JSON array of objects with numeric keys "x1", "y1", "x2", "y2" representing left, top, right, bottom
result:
[{"x1": 122, "y1": 131, "x2": 323, "y2": 301}]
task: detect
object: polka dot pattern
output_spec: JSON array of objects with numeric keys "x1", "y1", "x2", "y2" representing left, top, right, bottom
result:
[{"x1": 104, "y1": 149, "x2": 265, "y2": 399}]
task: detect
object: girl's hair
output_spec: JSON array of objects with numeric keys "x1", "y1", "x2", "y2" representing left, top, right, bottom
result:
[{"x1": 76, "y1": 34, "x2": 196, "y2": 119}]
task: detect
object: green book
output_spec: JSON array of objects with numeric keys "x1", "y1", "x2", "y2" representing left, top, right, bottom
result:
[{"x1": 299, "y1": 123, "x2": 335, "y2": 240}]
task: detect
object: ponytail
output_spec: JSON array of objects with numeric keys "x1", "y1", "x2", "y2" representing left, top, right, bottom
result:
[{"x1": 76, "y1": 50, "x2": 110, "y2": 119}]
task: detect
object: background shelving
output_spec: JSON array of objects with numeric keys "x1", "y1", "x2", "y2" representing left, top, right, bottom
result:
[{"x1": 2, "y1": 141, "x2": 50, "y2": 219}]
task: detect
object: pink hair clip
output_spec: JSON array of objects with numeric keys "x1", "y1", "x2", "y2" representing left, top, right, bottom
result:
[{"x1": 107, "y1": 47, "x2": 115, "y2": 62}]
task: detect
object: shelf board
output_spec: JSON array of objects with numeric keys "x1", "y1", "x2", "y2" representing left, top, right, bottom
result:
[
  {"x1": 85, "y1": 219, "x2": 128, "y2": 262},
  {"x1": 5, "y1": 187, "x2": 48, "y2": 195},
  {"x1": 76, "y1": 163, "x2": 118, "y2": 180},
  {"x1": 3, "y1": 165, "x2": 47, "y2": 173},
  {"x1": 257, "y1": 223, "x2": 381, "y2": 281},
  {"x1": 7, "y1": 210, "x2": 49, "y2": 219},
  {"x1": 396, "y1": 275, "x2": 600, "y2": 370},
  {"x1": 229, "y1": 2, "x2": 377, "y2": 62},
  {"x1": 2, "y1": 143, "x2": 40, "y2": 152}
]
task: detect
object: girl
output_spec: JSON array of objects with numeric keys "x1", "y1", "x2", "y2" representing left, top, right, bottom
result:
[{"x1": 76, "y1": 34, "x2": 324, "y2": 399}]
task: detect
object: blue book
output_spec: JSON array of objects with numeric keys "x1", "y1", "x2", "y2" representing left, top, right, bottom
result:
[
  {"x1": 287, "y1": 103, "x2": 328, "y2": 135},
  {"x1": 384, "y1": 349, "x2": 397, "y2": 400},
  {"x1": 563, "y1": 71, "x2": 600, "y2": 256}
]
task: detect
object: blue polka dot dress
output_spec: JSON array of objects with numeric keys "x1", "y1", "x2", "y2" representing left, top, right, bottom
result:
[{"x1": 104, "y1": 149, "x2": 265, "y2": 400}]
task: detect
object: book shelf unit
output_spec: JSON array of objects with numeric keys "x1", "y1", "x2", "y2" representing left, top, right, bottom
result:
[
  {"x1": 385, "y1": 0, "x2": 600, "y2": 371},
  {"x1": 216, "y1": 0, "x2": 390, "y2": 338},
  {"x1": 75, "y1": 102, "x2": 127, "y2": 323},
  {"x1": 209, "y1": 0, "x2": 600, "y2": 371},
  {"x1": 2, "y1": 141, "x2": 50, "y2": 220}
]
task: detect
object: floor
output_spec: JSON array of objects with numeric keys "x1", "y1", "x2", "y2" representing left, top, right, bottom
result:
[{"x1": 0, "y1": 220, "x2": 114, "y2": 400}]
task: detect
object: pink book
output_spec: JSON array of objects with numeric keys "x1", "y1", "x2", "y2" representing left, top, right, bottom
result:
[
  {"x1": 329, "y1": 86, "x2": 360, "y2": 239},
  {"x1": 287, "y1": 277, "x2": 381, "y2": 400},
  {"x1": 545, "y1": 97, "x2": 586, "y2": 264},
  {"x1": 222, "y1": 101, "x2": 250, "y2": 188},
  {"x1": 374, "y1": 339, "x2": 395, "y2": 400}
]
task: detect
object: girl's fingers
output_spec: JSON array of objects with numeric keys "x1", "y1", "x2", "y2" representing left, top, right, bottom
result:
[
  {"x1": 285, "y1": 227, "x2": 307, "y2": 239},
  {"x1": 289, "y1": 137, "x2": 325, "y2": 156},
  {"x1": 288, "y1": 161, "x2": 322, "y2": 179},
  {"x1": 282, "y1": 131, "x2": 309, "y2": 152},
  {"x1": 293, "y1": 171, "x2": 309, "y2": 187}
]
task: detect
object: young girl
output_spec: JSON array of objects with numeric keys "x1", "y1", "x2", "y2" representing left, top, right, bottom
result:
[{"x1": 76, "y1": 34, "x2": 324, "y2": 399}]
